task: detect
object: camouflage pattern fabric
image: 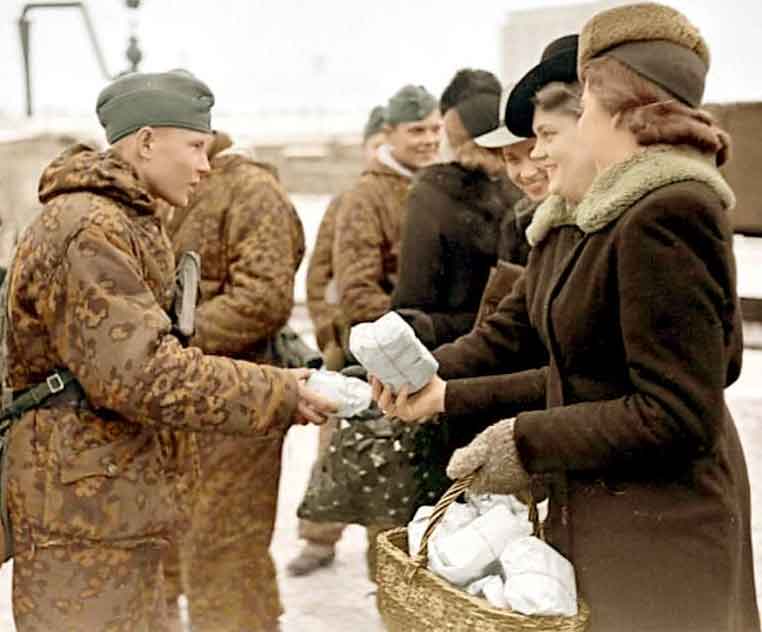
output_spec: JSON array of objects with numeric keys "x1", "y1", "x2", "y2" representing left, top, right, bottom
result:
[
  {"x1": 160, "y1": 151, "x2": 305, "y2": 631},
  {"x1": 162, "y1": 153, "x2": 305, "y2": 361},
  {"x1": 305, "y1": 195, "x2": 342, "y2": 352},
  {"x1": 332, "y1": 161, "x2": 411, "y2": 325},
  {"x1": 4, "y1": 144, "x2": 298, "y2": 631},
  {"x1": 182, "y1": 433, "x2": 286, "y2": 632},
  {"x1": 9, "y1": 536, "x2": 168, "y2": 632}
]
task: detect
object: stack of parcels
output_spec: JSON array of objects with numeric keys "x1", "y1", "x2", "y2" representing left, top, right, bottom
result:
[
  {"x1": 407, "y1": 494, "x2": 578, "y2": 616},
  {"x1": 305, "y1": 370, "x2": 373, "y2": 418},
  {"x1": 349, "y1": 312, "x2": 438, "y2": 394}
]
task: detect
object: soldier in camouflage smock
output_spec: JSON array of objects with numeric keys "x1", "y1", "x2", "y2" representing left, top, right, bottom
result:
[
  {"x1": 331, "y1": 85, "x2": 441, "y2": 577},
  {"x1": 160, "y1": 132, "x2": 305, "y2": 632},
  {"x1": 288, "y1": 107, "x2": 387, "y2": 577},
  {"x1": 2, "y1": 71, "x2": 333, "y2": 632},
  {"x1": 333, "y1": 85, "x2": 441, "y2": 328}
]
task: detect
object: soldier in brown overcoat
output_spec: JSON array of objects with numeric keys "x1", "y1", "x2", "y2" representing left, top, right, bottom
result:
[{"x1": 2, "y1": 70, "x2": 333, "y2": 632}]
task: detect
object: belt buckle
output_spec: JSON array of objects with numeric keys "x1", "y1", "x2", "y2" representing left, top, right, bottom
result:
[{"x1": 46, "y1": 373, "x2": 65, "y2": 394}]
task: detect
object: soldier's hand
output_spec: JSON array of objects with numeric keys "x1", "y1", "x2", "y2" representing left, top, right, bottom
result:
[
  {"x1": 370, "y1": 374, "x2": 446, "y2": 422},
  {"x1": 289, "y1": 369, "x2": 338, "y2": 426}
]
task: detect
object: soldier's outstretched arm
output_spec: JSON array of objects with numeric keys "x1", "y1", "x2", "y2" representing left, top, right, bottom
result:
[{"x1": 44, "y1": 221, "x2": 306, "y2": 434}]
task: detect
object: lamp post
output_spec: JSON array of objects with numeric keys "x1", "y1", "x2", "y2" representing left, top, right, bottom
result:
[{"x1": 19, "y1": 0, "x2": 144, "y2": 116}]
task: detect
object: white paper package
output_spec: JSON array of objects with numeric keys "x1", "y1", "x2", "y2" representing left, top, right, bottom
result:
[
  {"x1": 428, "y1": 504, "x2": 517, "y2": 586},
  {"x1": 406, "y1": 502, "x2": 478, "y2": 558},
  {"x1": 501, "y1": 536, "x2": 578, "y2": 616},
  {"x1": 349, "y1": 311, "x2": 439, "y2": 394},
  {"x1": 466, "y1": 575, "x2": 509, "y2": 609},
  {"x1": 305, "y1": 370, "x2": 372, "y2": 418}
]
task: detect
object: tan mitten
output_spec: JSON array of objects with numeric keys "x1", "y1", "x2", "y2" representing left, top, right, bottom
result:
[{"x1": 447, "y1": 418, "x2": 530, "y2": 495}]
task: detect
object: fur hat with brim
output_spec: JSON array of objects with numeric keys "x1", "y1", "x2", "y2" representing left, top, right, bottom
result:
[
  {"x1": 578, "y1": 3, "x2": 709, "y2": 107},
  {"x1": 504, "y1": 34, "x2": 579, "y2": 138}
]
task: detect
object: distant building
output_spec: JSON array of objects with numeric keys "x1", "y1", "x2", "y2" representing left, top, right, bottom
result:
[{"x1": 500, "y1": 1, "x2": 629, "y2": 85}]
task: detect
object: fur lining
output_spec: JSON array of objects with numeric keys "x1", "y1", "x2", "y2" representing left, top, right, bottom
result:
[
  {"x1": 527, "y1": 145, "x2": 735, "y2": 246},
  {"x1": 415, "y1": 162, "x2": 504, "y2": 205},
  {"x1": 525, "y1": 195, "x2": 577, "y2": 246},
  {"x1": 579, "y1": 3, "x2": 709, "y2": 71}
]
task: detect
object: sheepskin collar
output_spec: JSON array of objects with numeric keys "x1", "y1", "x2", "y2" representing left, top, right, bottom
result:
[{"x1": 526, "y1": 145, "x2": 735, "y2": 246}]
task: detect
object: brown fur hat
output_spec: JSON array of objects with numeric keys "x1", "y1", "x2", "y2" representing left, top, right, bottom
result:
[
  {"x1": 579, "y1": 3, "x2": 709, "y2": 69},
  {"x1": 579, "y1": 3, "x2": 710, "y2": 107}
]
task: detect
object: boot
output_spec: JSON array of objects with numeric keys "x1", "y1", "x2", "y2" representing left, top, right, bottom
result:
[{"x1": 286, "y1": 543, "x2": 335, "y2": 577}]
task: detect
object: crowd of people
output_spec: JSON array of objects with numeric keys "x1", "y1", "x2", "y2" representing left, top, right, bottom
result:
[{"x1": 0, "y1": 2, "x2": 759, "y2": 631}]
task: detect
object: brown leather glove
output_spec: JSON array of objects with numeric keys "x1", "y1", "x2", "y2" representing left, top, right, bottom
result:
[{"x1": 446, "y1": 418, "x2": 530, "y2": 495}]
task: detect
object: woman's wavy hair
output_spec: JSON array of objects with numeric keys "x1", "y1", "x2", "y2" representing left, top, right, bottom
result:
[
  {"x1": 444, "y1": 108, "x2": 505, "y2": 177},
  {"x1": 532, "y1": 81, "x2": 583, "y2": 119},
  {"x1": 581, "y1": 56, "x2": 731, "y2": 166}
]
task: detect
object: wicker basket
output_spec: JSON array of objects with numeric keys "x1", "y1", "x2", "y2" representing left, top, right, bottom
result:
[{"x1": 376, "y1": 476, "x2": 590, "y2": 632}]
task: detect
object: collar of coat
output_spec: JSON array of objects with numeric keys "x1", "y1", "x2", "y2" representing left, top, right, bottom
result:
[
  {"x1": 38, "y1": 143, "x2": 158, "y2": 217},
  {"x1": 375, "y1": 144, "x2": 415, "y2": 179},
  {"x1": 526, "y1": 145, "x2": 736, "y2": 246}
]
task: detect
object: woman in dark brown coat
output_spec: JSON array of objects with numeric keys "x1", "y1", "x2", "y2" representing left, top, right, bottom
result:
[
  {"x1": 391, "y1": 69, "x2": 522, "y2": 349},
  {"x1": 376, "y1": 5, "x2": 760, "y2": 631}
]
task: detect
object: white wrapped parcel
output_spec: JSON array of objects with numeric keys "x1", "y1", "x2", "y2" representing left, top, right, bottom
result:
[
  {"x1": 428, "y1": 504, "x2": 517, "y2": 586},
  {"x1": 466, "y1": 575, "x2": 509, "y2": 609},
  {"x1": 349, "y1": 311, "x2": 438, "y2": 394},
  {"x1": 406, "y1": 502, "x2": 478, "y2": 558},
  {"x1": 305, "y1": 370, "x2": 372, "y2": 418},
  {"x1": 501, "y1": 536, "x2": 578, "y2": 616}
]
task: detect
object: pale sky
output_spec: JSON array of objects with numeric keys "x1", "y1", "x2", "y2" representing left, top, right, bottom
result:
[{"x1": 1, "y1": 0, "x2": 761, "y2": 125}]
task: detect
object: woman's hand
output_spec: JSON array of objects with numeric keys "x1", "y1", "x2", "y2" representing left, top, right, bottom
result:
[
  {"x1": 289, "y1": 368, "x2": 338, "y2": 425},
  {"x1": 446, "y1": 418, "x2": 530, "y2": 494},
  {"x1": 370, "y1": 374, "x2": 447, "y2": 422}
]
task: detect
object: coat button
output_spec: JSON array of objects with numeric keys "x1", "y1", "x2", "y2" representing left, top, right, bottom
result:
[{"x1": 106, "y1": 463, "x2": 119, "y2": 476}]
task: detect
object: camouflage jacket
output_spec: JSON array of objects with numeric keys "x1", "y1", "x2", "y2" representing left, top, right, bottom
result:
[
  {"x1": 162, "y1": 153, "x2": 305, "y2": 362},
  {"x1": 306, "y1": 194, "x2": 342, "y2": 350},
  {"x1": 5, "y1": 145, "x2": 297, "y2": 546},
  {"x1": 333, "y1": 161, "x2": 411, "y2": 324}
]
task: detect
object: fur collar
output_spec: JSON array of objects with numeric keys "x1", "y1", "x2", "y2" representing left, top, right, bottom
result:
[
  {"x1": 526, "y1": 145, "x2": 735, "y2": 246},
  {"x1": 415, "y1": 162, "x2": 515, "y2": 207}
]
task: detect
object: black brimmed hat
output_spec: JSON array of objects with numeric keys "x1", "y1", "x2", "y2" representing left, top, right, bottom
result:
[{"x1": 505, "y1": 34, "x2": 579, "y2": 138}]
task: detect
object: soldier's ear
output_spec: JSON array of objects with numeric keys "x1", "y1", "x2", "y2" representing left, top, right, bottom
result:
[{"x1": 135, "y1": 127, "x2": 156, "y2": 160}]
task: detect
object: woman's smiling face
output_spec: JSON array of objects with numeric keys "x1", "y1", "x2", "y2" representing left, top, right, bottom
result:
[{"x1": 531, "y1": 107, "x2": 597, "y2": 204}]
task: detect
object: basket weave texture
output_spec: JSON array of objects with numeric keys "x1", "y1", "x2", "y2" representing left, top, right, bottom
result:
[{"x1": 377, "y1": 528, "x2": 590, "y2": 631}]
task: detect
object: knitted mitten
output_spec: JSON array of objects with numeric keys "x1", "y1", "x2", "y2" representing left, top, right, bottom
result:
[{"x1": 446, "y1": 418, "x2": 530, "y2": 495}]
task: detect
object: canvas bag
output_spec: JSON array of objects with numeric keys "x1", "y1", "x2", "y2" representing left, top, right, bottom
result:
[{"x1": 297, "y1": 405, "x2": 452, "y2": 527}]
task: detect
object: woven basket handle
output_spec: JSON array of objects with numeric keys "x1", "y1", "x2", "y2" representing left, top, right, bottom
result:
[{"x1": 412, "y1": 473, "x2": 541, "y2": 570}]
